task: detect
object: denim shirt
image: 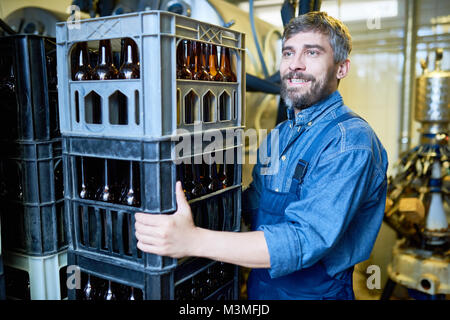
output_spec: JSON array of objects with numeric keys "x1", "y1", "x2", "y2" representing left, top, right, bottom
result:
[{"x1": 243, "y1": 90, "x2": 389, "y2": 279}]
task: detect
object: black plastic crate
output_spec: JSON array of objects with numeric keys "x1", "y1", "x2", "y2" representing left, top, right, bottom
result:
[
  {"x1": 69, "y1": 251, "x2": 238, "y2": 300},
  {"x1": 0, "y1": 139, "x2": 67, "y2": 255},
  {"x1": 62, "y1": 134, "x2": 241, "y2": 270},
  {"x1": 0, "y1": 34, "x2": 59, "y2": 142}
]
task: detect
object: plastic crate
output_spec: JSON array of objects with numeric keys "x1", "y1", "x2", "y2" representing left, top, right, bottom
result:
[
  {"x1": 62, "y1": 133, "x2": 242, "y2": 271},
  {"x1": 0, "y1": 139, "x2": 67, "y2": 256},
  {"x1": 56, "y1": 10, "x2": 245, "y2": 139},
  {"x1": 0, "y1": 34, "x2": 59, "y2": 142},
  {"x1": 3, "y1": 250, "x2": 67, "y2": 300},
  {"x1": 68, "y1": 251, "x2": 238, "y2": 300}
]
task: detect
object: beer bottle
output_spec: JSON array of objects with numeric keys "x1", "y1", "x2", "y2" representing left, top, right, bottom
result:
[
  {"x1": 120, "y1": 161, "x2": 137, "y2": 206},
  {"x1": 219, "y1": 46, "x2": 237, "y2": 82},
  {"x1": 79, "y1": 157, "x2": 89, "y2": 199},
  {"x1": 184, "y1": 163, "x2": 195, "y2": 200},
  {"x1": 98, "y1": 159, "x2": 114, "y2": 202},
  {"x1": 207, "y1": 160, "x2": 223, "y2": 192},
  {"x1": 218, "y1": 163, "x2": 234, "y2": 188},
  {"x1": 83, "y1": 274, "x2": 94, "y2": 300},
  {"x1": 92, "y1": 40, "x2": 118, "y2": 80},
  {"x1": 176, "y1": 39, "x2": 192, "y2": 79},
  {"x1": 73, "y1": 42, "x2": 93, "y2": 81},
  {"x1": 104, "y1": 280, "x2": 116, "y2": 300},
  {"x1": 128, "y1": 287, "x2": 136, "y2": 300},
  {"x1": 192, "y1": 163, "x2": 207, "y2": 198},
  {"x1": 207, "y1": 44, "x2": 224, "y2": 81},
  {"x1": 192, "y1": 42, "x2": 209, "y2": 81},
  {"x1": 119, "y1": 38, "x2": 140, "y2": 79}
]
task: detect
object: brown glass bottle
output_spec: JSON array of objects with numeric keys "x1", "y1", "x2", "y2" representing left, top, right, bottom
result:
[
  {"x1": 176, "y1": 39, "x2": 192, "y2": 80},
  {"x1": 218, "y1": 163, "x2": 234, "y2": 188},
  {"x1": 219, "y1": 46, "x2": 237, "y2": 82},
  {"x1": 120, "y1": 161, "x2": 138, "y2": 206},
  {"x1": 208, "y1": 44, "x2": 224, "y2": 81},
  {"x1": 207, "y1": 160, "x2": 223, "y2": 192},
  {"x1": 192, "y1": 42, "x2": 209, "y2": 81},
  {"x1": 83, "y1": 275, "x2": 94, "y2": 300},
  {"x1": 73, "y1": 42, "x2": 93, "y2": 81},
  {"x1": 98, "y1": 159, "x2": 116, "y2": 202},
  {"x1": 92, "y1": 40, "x2": 118, "y2": 80},
  {"x1": 119, "y1": 38, "x2": 140, "y2": 79},
  {"x1": 104, "y1": 280, "x2": 116, "y2": 300},
  {"x1": 191, "y1": 163, "x2": 207, "y2": 198}
]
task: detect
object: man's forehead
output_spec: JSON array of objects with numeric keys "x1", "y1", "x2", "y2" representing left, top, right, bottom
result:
[{"x1": 283, "y1": 31, "x2": 331, "y2": 49}]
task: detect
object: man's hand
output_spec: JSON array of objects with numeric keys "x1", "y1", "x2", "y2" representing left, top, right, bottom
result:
[{"x1": 135, "y1": 181, "x2": 197, "y2": 258}]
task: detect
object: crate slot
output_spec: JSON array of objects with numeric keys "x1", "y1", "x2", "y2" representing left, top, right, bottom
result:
[
  {"x1": 202, "y1": 90, "x2": 215, "y2": 123},
  {"x1": 219, "y1": 90, "x2": 231, "y2": 121},
  {"x1": 108, "y1": 90, "x2": 128, "y2": 125},
  {"x1": 85, "y1": 91, "x2": 102, "y2": 124},
  {"x1": 184, "y1": 90, "x2": 199, "y2": 124},
  {"x1": 75, "y1": 91, "x2": 80, "y2": 123}
]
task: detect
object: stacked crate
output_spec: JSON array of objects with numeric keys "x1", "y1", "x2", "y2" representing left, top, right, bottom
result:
[
  {"x1": 0, "y1": 35, "x2": 68, "y2": 299},
  {"x1": 56, "y1": 11, "x2": 245, "y2": 300}
]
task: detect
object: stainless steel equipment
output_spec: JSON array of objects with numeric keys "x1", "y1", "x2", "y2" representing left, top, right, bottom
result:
[{"x1": 383, "y1": 49, "x2": 450, "y2": 299}]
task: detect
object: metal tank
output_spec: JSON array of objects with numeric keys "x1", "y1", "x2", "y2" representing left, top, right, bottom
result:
[{"x1": 415, "y1": 48, "x2": 450, "y2": 136}]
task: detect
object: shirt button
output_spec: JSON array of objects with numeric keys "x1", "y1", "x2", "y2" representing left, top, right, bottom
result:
[
  {"x1": 289, "y1": 124, "x2": 292, "y2": 128},
  {"x1": 307, "y1": 121, "x2": 312, "y2": 126},
  {"x1": 281, "y1": 155, "x2": 286, "y2": 161},
  {"x1": 275, "y1": 188, "x2": 279, "y2": 192}
]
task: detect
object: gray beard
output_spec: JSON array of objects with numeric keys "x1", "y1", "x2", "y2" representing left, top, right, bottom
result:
[{"x1": 281, "y1": 69, "x2": 336, "y2": 111}]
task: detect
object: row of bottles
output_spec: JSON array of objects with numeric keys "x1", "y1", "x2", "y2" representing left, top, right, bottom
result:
[
  {"x1": 78, "y1": 273, "x2": 143, "y2": 300},
  {"x1": 175, "y1": 262, "x2": 233, "y2": 300},
  {"x1": 176, "y1": 160, "x2": 234, "y2": 200},
  {"x1": 77, "y1": 157, "x2": 140, "y2": 207},
  {"x1": 72, "y1": 38, "x2": 140, "y2": 81},
  {"x1": 177, "y1": 39, "x2": 237, "y2": 82},
  {"x1": 77, "y1": 156, "x2": 235, "y2": 206}
]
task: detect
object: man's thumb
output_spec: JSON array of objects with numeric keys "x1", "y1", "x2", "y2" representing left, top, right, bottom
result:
[{"x1": 175, "y1": 181, "x2": 189, "y2": 212}]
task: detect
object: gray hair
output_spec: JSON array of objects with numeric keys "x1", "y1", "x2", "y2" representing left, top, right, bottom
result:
[{"x1": 283, "y1": 11, "x2": 352, "y2": 63}]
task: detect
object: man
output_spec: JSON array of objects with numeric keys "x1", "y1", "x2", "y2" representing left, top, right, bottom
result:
[{"x1": 135, "y1": 11, "x2": 388, "y2": 300}]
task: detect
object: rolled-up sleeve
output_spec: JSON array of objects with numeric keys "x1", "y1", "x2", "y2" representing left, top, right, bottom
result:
[{"x1": 258, "y1": 148, "x2": 385, "y2": 279}]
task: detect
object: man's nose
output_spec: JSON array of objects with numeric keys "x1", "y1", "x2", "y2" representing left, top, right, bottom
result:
[{"x1": 289, "y1": 54, "x2": 306, "y2": 71}]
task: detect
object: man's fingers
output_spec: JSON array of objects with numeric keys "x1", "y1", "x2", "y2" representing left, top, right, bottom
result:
[
  {"x1": 135, "y1": 212, "x2": 170, "y2": 226},
  {"x1": 135, "y1": 231, "x2": 163, "y2": 246},
  {"x1": 136, "y1": 241, "x2": 164, "y2": 256}
]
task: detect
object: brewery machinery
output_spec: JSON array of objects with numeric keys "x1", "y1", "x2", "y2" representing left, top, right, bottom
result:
[{"x1": 382, "y1": 49, "x2": 450, "y2": 299}]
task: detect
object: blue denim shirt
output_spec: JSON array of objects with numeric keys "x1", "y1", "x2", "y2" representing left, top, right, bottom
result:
[{"x1": 243, "y1": 90, "x2": 388, "y2": 279}]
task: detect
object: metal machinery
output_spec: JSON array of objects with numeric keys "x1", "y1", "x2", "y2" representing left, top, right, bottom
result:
[{"x1": 383, "y1": 49, "x2": 450, "y2": 299}]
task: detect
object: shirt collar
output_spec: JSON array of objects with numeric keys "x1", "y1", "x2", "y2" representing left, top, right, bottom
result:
[{"x1": 286, "y1": 90, "x2": 343, "y2": 127}]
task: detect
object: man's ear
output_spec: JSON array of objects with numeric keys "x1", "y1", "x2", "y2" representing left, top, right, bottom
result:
[{"x1": 336, "y1": 59, "x2": 350, "y2": 80}]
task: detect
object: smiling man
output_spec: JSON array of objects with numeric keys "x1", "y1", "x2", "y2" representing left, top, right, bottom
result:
[{"x1": 135, "y1": 12, "x2": 389, "y2": 300}]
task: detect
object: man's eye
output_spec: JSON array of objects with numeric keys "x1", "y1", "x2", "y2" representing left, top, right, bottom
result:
[
  {"x1": 282, "y1": 51, "x2": 294, "y2": 57},
  {"x1": 306, "y1": 50, "x2": 318, "y2": 56}
]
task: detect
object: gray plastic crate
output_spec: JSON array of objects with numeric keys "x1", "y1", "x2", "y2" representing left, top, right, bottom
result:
[{"x1": 56, "y1": 11, "x2": 245, "y2": 139}]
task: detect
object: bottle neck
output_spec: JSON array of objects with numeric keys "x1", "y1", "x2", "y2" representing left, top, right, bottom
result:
[{"x1": 98, "y1": 41, "x2": 112, "y2": 66}]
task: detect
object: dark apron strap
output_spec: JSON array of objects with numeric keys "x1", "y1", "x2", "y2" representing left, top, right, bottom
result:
[{"x1": 289, "y1": 112, "x2": 361, "y2": 194}]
